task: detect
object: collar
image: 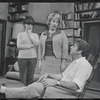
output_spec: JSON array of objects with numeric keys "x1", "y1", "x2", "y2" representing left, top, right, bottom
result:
[
  {"x1": 43, "y1": 29, "x2": 61, "y2": 36},
  {"x1": 74, "y1": 57, "x2": 86, "y2": 63}
]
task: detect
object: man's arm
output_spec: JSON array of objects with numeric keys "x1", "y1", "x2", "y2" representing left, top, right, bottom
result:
[
  {"x1": 17, "y1": 33, "x2": 33, "y2": 50},
  {"x1": 58, "y1": 80, "x2": 79, "y2": 91},
  {"x1": 48, "y1": 73, "x2": 63, "y2": 80},
  {"x1": 37, "y1": 73, "x2": 62, "y2": 82}
]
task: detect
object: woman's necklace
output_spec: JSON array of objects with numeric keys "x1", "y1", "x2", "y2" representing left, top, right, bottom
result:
[{"x1": 49, "y1": 30, "x2": 56, "y2": 37}]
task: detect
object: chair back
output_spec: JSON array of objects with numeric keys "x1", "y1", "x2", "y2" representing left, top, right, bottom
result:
[{"x1": 78, "y1": 53, "x2": 100, "y2": 98}]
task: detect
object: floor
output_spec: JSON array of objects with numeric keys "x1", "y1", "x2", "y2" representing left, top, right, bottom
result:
[
  {"x1": 0, "y1": 77, "x2": 100, "y2": 99},
  {"x1": 84, "y1": 81, "x2": 100, "y2": 98}
]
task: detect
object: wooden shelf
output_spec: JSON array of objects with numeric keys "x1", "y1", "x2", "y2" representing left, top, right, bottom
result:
[
  {"x1": 65, "y1": 19, "x2": 74, "y2": 21},
  {"x1": 75, "y1": 8, "x2": 100, "y2": 13},
  {"x1": 8, "y1": 10, "x2": 28, "y2": 14},
  {"x1": 60, "y1": 28, "x2": 78, "y2": 30},
  {"x1": 73, "y1": 36, "x2": 82, "y2": 38},
  {"x1": 67, "y1": 36, "x2": 73, "y2": 38},
  {"x1": 74, "y1": 18, "x2": 100, "y2": 21},
  {"x1": 8, "y1": 18, "x2": 24, "y2": 23},
  {"x1": 9, "y1": 2, "x2": 28, "y2": 7}
]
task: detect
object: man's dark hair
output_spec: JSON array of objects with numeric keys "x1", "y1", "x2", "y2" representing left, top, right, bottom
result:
[
  {"x1": 74, "y1": 39, "x2": 90, "y2": 57},
  {"x1": 23, "y1": 15, "x2": 34, "y2": 26}
]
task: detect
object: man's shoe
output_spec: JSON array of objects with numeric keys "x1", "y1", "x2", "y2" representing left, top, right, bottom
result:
[
  {"x1": 0, "y1": 92, "x2": 6, "y2": 99},
  {"x1": 0, "y1": 83, "x2": 6, "y2": 99}
]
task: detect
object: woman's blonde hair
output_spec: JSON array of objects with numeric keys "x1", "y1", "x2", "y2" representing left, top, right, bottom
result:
[{"x1": 46, "y1": 12, "x2": 62, "y2": 28}]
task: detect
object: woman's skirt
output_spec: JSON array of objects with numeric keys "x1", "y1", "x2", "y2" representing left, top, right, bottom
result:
[{"x1": 41, "y1": 56, "x2": 61, "y2": 76}]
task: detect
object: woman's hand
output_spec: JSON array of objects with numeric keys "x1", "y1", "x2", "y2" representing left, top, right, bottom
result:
[
  {"x1": 60, "y1": 59, "x2": 67, "y2": 72},
  {"x1": 40, "y1": 78, "x2": 57, "y2": 88},
  {"x1": 61, "y1": 62, "x2": 66, "y2": 72},
  {"x1": 37, "y1": 73, "x2": 49, "y2": 82}
]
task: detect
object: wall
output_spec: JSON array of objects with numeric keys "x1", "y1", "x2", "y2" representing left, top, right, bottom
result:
[
  {"x1": 29, "y1": 3, "x2": 74, "y2": 23},
  {"x1": 0, "y1": 3, "x2": 8, "y2": 20},
  {"x1": 29, "y1": 3, "x2": 51, "y2": 23},
  {"x1": 0, "y1": 3, "x2": 9, "y2": 57}
]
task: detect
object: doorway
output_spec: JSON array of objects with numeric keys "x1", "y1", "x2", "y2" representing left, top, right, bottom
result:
[
  {"x1": 0, "y1": 19, "x2": 6, "y2": 76},
  {"x1": 83, "y1": 22, "x2": 100, "y2": 82}
]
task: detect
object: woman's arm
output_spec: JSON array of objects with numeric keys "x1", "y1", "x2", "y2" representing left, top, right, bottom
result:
[
  {"x1": 48, "y1": 73, "x2": 63, "y2": 80},
  {"x1": 61, "y1": 30, "x2": 68, "y2": 59},
  {"x1": 17, "y1": 33, "x2": 33, "y2": 50},
  {"x1": 61, "y1": 59, "x2": 67, "y2": 72},
  {"x1": 28, "y1": 33, "x2": 39, "y2": 46},
  {"x1": 61, "y1": 31, "x2": 68, "y2": 72}
]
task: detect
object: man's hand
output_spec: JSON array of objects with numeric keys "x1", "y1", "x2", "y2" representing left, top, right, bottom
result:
[
  {"x1": 40, "y1": 78, "x2": 57, "y2": 88},
  {"x1": 37, "y1": 73, "x2": 49, "y2": 82}
]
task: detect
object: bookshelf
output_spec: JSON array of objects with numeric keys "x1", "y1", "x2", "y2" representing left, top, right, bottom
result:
[
  {"x1": 61, "y1": 9, "x2": 83, "y2": 52},
  {"x1": 74, "y1": 2, "x2": 100, "y2": 21},
  {"x1": 73, "y1": 2, "x2": 100, "y2": 42},
  {"x1": 8, "y1": 2, "x2": 29, "y2": 22},
  {"x1": 7, "y1": 2, "x2": 29, "y2": 59},
  {"x1": 60, "y1": 12, "x2": 75, "y2": 53}
]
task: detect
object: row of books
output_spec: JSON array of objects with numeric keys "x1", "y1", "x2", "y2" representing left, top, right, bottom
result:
[
  {"x1": 74, "y1": 11, "x2": 99, "y2": 20},
  {"x1": 62, "y1": 20, "x2": 80, "y2": 28},
  {"x1": 75, "y1": 2, "x2": 100, "y2": 11},
  {"x1": 62, "y1": 12, "x2": 74, "y2": 20}
]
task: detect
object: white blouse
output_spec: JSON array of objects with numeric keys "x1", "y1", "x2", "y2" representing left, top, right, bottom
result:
[{"x1": 17, "y1": 32, "x2": 39, "y2": 58}]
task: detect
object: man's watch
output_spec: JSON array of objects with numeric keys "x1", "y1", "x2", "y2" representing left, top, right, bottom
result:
[{"x1": 57, "y1": 81, "x2": 60, "y2": 86}]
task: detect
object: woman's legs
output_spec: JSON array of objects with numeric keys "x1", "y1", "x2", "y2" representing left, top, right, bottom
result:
[
  {"x1": 41, "y1": 56, "x2": 61, "y2": 76},
  {"x1": 18, "y1": 58, "x2": 28, "y2": 85},
  {"x1": 5, "y1": 82, "x2": 44, "y2": 98},
  {"x1": 27, "y1": 58, "x2": 37, "y2": 85}
]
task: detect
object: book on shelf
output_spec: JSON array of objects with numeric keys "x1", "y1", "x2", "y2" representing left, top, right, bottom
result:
[
  {"x1": 74, "y1": 30, "x2": 79, "y2": 36},
  {"x1": 74, "y1": 22, "x2": 80, "y2": 28},
  {"x1": 78, "y1": 3, "x2": 83, "y2": 11},
  {"x1": 83, "y1": 3, "x2": 89, "y2": 10},
  {"x1": 74, "y1": 4, "x2": 78, "y2": 11},
  {"x1": 88, "y1": 3, "x2": 94, "y2": 9},
  {"x1": 74, "y1": 13, "x2": 80, "y2": 20},
  {"x1": 95, "y1": 2, "x2": 100, "y2": 8},
  {"x1": 62, "y1": 20, "x2": 70, "y2": 28},
  {"x1": 63, "y1": 29, "x2": 73, "y2": 37},
  {"x1": 91, "y1": 11, "x2": 99, "y2": 18},
  {"x1": 91, "y1": 3, "x2": 97, "y2": 9}
]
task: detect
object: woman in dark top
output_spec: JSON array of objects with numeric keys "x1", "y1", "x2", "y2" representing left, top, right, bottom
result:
[{"x1": 38, "y1": 12, "x2": 68, "y2": 76}]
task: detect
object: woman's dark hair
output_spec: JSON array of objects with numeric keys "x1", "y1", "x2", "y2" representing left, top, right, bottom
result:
[
  {"x1": 74, "y1": 39, "x2": 90, "y2": 57},
  {"x1": 23, "y1": 15, "x2": 34, "y2": 26}
]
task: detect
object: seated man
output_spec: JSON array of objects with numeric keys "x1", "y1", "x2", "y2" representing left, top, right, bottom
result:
[{"x1": 0, "y1": 40, "x2": 93, "y2": 98}]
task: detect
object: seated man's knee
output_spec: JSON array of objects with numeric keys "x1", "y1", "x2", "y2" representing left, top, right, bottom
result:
[{"x1": 27, "y1": 82, "x2": 44, "y2": 97}]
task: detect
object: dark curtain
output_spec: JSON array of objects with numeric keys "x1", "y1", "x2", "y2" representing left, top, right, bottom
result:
[
  {"x1": 83, "y1": 22, "x2": 100, "y2": 82},
  {"x1": 0, "y1": 19, "x2": 6, "y2": 76}
]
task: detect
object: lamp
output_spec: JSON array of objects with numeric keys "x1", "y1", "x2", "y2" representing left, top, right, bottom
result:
[{"x1": 8, "y1": 23, "x2": 24, "y2": 58}]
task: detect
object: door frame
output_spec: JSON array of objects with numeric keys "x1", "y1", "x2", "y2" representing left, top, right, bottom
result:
[
  {"x1": 82, "y1": 20, "x2": 100, "y2": 82},
  {"x1": 0, "y1": 19, "x2": 6, "y2": 76}
]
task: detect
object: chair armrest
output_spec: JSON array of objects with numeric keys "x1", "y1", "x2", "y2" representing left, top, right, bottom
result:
[
  {"x1": 39, "y1": 86, "x2": 81, "y2": 98},
  {"x1": 8, "y1": 65, "x2": 15, "y2": 71},
  {"x1": 88, "y1": 87, "x2": 100, "y2": 92}
]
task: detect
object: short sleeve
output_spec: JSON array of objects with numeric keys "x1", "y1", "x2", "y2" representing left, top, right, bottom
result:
[{"x1": 72, "y1": 62, "x2": 92, "y2": 91}]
